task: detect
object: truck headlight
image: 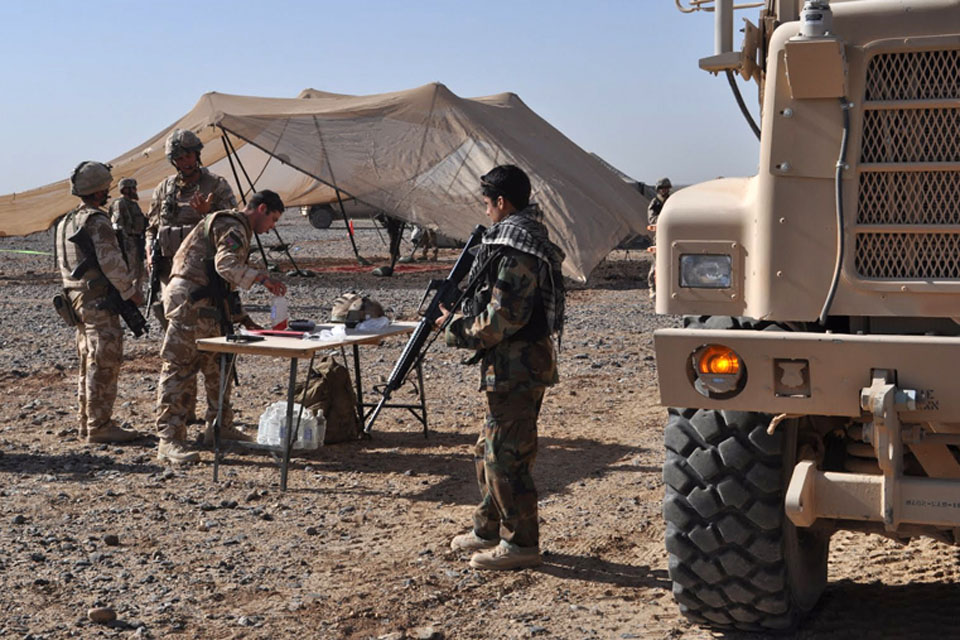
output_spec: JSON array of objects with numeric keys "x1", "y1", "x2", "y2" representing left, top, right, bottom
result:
[{"x1": 680, "y1": 254, "x2": 732, "y2": 289}]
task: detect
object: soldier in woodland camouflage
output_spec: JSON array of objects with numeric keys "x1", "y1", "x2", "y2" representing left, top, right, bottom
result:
[
  {"x1": 437, "y1": 164, "x2": 565, "y2": 571},
  {"x1": 56, "y1": 161, "x2": 144, "y2": 443},
  {"x1": 154, "y1": 190, "x2": 286, "y2": 464},
  {"x1": 147, "y1": 128, "x2": 237, "y2": 423},
  {"x1": 110, "y1": 177, "x2": 147, "y2": 296}
]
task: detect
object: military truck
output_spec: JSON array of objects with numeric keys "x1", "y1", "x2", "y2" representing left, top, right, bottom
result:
[{"x1": 655, "y1": 0, "x2": 960, "y2": 631}]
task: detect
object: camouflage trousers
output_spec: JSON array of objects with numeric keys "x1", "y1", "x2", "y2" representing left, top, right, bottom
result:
[
  {"x1": 155, "y1": 282, "x2": 233, "y2": 441},
  {"x1": 152, "y1": 272, "x2": 198, "y2": 419},
  {"x1": 472, "y1": 386, "x2": 546, "y2": 549},
  {"x1": 71, "y1": 293, "x2": 124, "y2": 435}
]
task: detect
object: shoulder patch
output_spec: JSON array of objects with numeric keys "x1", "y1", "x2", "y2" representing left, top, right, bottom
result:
[{"x1": 222, "y1": 229, "x2": 245, "y2": 252}]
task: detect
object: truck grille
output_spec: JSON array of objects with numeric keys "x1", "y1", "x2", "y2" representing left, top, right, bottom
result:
[{"x1": 855, "y1": 49, "x2": 960, "y2": 280}]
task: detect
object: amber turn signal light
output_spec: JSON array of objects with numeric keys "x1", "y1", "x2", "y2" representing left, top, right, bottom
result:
[
  {"x1": 697, "y1": 345, "x2": 740, "y2": 375},
  {"x1": 690, "y1": 344, "x2": 745, "y2": 397}
]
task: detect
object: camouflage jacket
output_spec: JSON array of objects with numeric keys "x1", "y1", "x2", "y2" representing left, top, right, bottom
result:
[
  {"x1": 147, "y1": 168, "x2": 236, "y2": 259},
  {"x1": 169, "y1": 209, "x2": 260, "y2": 294},
  {"x1": 445, "y1": 247, "x2": 558, "y2": 392},
  {"x1": 56, "y1": 206, "x2": 137, "y2": 305},
  {"x1": 110, "y1": 196, "x2": 147, "y2": 260},
  {"x1": 110, "y1": 196, "x2": 146, "y2": 236},
  {"x1": 647, "y1": 194, "x2": 667, "y2": 227}
]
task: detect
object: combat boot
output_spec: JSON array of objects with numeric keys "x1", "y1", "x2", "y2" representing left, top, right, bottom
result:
[
  {"x1": 157, "y1": 439, "x2": 199, "y2": 464},
  {"x1": 469, "y1": 542, "x2": 542, "y2": 570},
  {"x1": 87, "y1": 423, "x2": 142, "y2": 444},
  {"x1": 203, "y1": 422, "x2": 253, "y2": 445},
  {"x1": 450, "y1": 531, "x2": 499, "y2": 552}
]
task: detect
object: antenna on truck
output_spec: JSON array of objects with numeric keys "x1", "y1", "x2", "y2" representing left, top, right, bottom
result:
[{"x1": 676, "y1": 0, "x2": 768, "y2": 140}]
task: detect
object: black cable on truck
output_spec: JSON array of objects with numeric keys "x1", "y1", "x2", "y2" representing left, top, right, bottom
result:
[{"x1": 819, "y1": 97, "x2": 852, "y2": 326}]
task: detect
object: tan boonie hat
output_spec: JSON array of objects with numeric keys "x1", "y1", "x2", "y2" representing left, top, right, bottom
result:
[
  {"x1": 118, "y1": 177, "x2": 137, "y2": 190},
  {"x1": 330, "y1": 293, "x2": 385, "y2": 327}
]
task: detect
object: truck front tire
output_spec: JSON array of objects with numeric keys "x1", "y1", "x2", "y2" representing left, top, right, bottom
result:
[{"x1": 663, "y1": 408, "x2": 828, "y2": 630}]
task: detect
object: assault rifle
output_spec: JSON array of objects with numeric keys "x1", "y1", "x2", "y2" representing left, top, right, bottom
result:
[
  {"x1": 68, "y1": 227, "x2": 148, "y2": 337},
  {"x1": 145, "y1": 234, "x2": 162, "y2": 311},
  {"x1": 363, "y1": 224, "x2": 486, "y2": 435}
]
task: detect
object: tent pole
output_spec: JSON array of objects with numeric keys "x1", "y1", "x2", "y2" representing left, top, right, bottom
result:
[
  {"x1": 219, "y1": 128, "x2": 309, "y2": 276},
  {"x1": 334, "y1": 187, "x2": 369, "y2": 265},
  {"x1": 220, "y1": 133, "x2": 272, "y2": 270},
  {"x1": 217, "y1": 121, "x2": 383, "y2": 266},
  {"x1": 311, "y1": 115, "x2": 368, "y2": 266}
]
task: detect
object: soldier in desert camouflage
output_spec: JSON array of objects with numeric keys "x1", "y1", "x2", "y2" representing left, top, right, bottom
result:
[
  {"x1": 110, "y1": 177, "x2": 147, "y2": 296},
  {"x1": 437, "y1": 165, "x2": 566, "y2": 571},
  {"x1": 154, "y1": 190, "x2": 286, "y2": 464},
  {"x1": 147, "y1": 128, "x2": 237, "y2": 424},
  {"x1": 56, "y1": 161, "x2": 144, "y2": 443}
]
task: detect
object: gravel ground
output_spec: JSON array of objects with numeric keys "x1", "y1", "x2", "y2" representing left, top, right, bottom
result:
[{"x1": 1, "y1": 213, "x2": 960, "y2": 639}]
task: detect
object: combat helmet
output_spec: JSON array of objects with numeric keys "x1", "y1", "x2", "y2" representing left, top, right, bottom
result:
[
  {"x1": 165, "y1": 128, "x2": 204, "y2": 162},
  {"x1": 70, "y1": 161, "x2": 113, "y2": 196},
  {"x1": 118, "y1": 177, "x2": 137, "y2": 190},
  {"x1": 330, "y1": 292, "x2": 385, "y2": 327},
  {"x1": 656, "y1": 177, "x2": 672, "y2": 190}
]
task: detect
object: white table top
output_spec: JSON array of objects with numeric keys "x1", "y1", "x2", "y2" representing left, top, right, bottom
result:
[{"x1": 196, "y1": 321, "x2": 418, "y2": 359}]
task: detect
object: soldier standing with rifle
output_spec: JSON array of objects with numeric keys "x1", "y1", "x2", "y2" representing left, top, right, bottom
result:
[
  {"x1": 147, "y1": 128, "x2": 237, "y2": 425},
  {"x1": 154, "y1": 190, "x2": 286, "y2": 464},
  {"x1": 110, "y1": 177, "x2": 147, "y2": 298},
  {"x1": 55, "y1": 161, "x2": 145, "y2": 444},
  {"x1": 436, "y1": 165, "x2": 566, "y2": 571}
]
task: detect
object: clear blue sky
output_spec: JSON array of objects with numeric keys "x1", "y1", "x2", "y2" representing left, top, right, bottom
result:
[{"x1": 0, "y1": 0, "x2": 761, "y2": 194}]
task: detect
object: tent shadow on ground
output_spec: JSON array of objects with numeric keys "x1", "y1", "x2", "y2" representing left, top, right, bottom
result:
[
  {"x1": 0, "y1": 450, "x2": 164, "y2": 478},
  {"x1": 248, "y1": 430, "x2": 644, "y2": 505},
  {"x1": 537, "y1": 553, "x2": 671, "y2": 590}
]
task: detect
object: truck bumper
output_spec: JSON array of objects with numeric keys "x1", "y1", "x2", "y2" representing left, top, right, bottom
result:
[{"x1": 654, "y1": 328, "x2": 960, "y2": 421}]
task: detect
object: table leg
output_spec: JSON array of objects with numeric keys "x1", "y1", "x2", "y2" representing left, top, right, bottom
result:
[
  {"x1": 212, "y1": 353, "x2": 232, "y2": 483},
  {"x1": 352, "y1": 343, "x2": 364, "y2": 425},
  {"x1": 415, "y1": 358, "x2": 428, "y2": 438},
  {"x1": 281, "y1": 357, "x2": 298, "y2": 491}
]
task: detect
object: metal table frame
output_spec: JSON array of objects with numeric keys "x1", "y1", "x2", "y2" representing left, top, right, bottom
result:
[{"x1": 197, "y1": 322, "x2": 423, "y2": 490}]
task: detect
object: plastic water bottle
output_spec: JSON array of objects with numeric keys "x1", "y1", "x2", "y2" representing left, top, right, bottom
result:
[
  {"x1": 257, "y1": 401, "x2": 322, "y2": 450},
  {"x1": 270, "y1": 296, "x2": 289, "y2": 330}
]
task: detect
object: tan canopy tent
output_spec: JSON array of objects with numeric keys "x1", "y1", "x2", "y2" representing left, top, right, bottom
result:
[{"x1": 0, "y1": 83, "x2": 648, "y2": 281}]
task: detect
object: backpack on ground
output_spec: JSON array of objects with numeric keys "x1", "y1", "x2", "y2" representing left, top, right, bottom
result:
[{"x1": 294, "y1": 356, "x2": 361, "y2": 443}]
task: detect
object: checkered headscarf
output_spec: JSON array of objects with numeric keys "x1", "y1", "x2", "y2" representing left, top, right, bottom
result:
[{"x1": 466, "y1": 203, "x2": 566, "y2": 345}]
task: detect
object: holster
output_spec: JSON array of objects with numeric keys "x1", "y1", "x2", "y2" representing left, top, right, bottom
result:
[{"x1": 53, "y1": 292, "x2": 80, "y2": 328}]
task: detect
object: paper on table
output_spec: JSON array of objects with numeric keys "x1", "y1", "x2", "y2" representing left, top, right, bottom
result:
[
  {"x1": 355, "y1": 316, "x2": 391, "y2": 331},
  {"x1": 303, "y1": 324, "x2": 346, "y2": 341}
]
